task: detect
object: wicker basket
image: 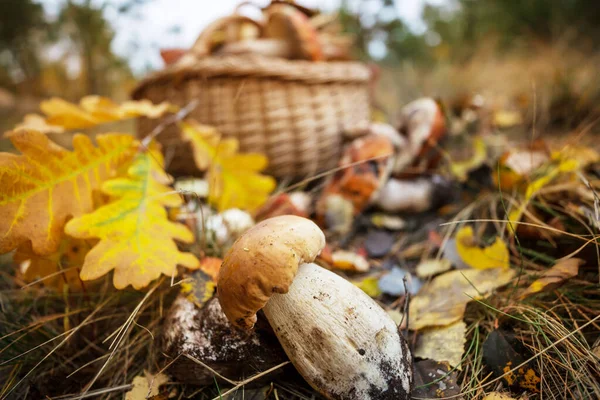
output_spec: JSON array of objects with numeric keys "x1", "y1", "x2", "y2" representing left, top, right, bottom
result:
[{"x1": 131, "y1": 54, "x2": 371, "y2": 178}]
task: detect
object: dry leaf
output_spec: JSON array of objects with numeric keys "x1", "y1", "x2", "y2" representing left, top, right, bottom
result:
[
  {"x1": 65, "y1": 149, "x2": 199, "y2": 289},
  {"x1": 15, "y1": 237, "x2": 91, "y2": 290},
  {"x1": 482, "y1": 393, "x2": 517, "y2": 400},
  {"x1": 14, "y1": 114, "x2": 64, "y2": 134},
  {"x1": 416, "y1": 258, "x2": 452, "y2": 278},
  {"x1": 353, "y1": 276, "x2": 381, "y2": 297},
  {"x1": 180, "y1": 120, "x2": 276, "y2": 211},
  {"x1": 332, "y1": 250, "x2": 370, "y2": 272},
  {"x1": 519, "y1": 258, "x2": 583, "y2": 299},
  {"x1": 409, "y1": 267, "x2": 516, "y2": 330},
  {"x1": 125, "y1": 371, "x2": 169, "y2": 400},
  {"x1": 449, "y1": 137, "x2": 487, "y2": 182},
  {"x1": 414, "y1": 321, "x2": 467, "y2": 367},
  {"x1": 0, "y1": 130, "x2": 135, "y2": 255},
  {"x1": 16, "y1": 96, "x2": 177, "y2": 132},
  {"x1": 456, "y1": 226, "x2": 509, "y2": 270}
]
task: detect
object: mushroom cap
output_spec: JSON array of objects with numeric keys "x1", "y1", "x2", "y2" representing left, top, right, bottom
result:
[{"x1": 217, "y1": 215, "x2": 326, "y2": 330}]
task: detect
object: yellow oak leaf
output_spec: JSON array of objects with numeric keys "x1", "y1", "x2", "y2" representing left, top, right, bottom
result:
[
  {"x1": 180, "y1": 120, "x2": 276, "y2": 211},
  {"x1": 14, "y1": 96, "x2": 177, "y2": 132},
  {"x1": 14, "y1": 237, "x2": 93, "y2": 290},
  {"x1": 456, "y1": 225, "x2": 509, "y2": 270},
  {"x1": 0, "y1": 130, "x2": 136, "y2": 255},
  {"x1": 179, "y1": 120, "x2": 238, "y2": 170},
  {"x1": 65, "y1": 149, "x2": 199, "y2": 289}
]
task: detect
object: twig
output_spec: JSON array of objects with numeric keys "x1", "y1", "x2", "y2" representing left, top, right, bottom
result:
[{"x1": 140, "y1": 100, "x2": 199, "y2": 148}]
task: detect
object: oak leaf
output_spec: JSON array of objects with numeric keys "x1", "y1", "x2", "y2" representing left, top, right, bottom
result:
[
  {"x1": 0, "y1": 130, "x2": 136, "y2": 255},
  {"x1": 180, "y1": 120, "x2": 276, "y2": 211},
  {"x1": 65, "y1": 149, "x2": 199, "y2": 289},
  {"x1": 15, "y1": 96, "x2": 177, "y2": 133},
  {"x1": 15, "y1": 237, "x2": 92, "y2": 290}
]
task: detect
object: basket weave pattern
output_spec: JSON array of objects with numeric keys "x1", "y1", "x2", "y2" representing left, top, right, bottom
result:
[{"x1": 133, "y1": 55, "x2": 371, "y2": 178}]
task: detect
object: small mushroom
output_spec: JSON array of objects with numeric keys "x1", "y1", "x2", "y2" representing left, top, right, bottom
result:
[
  {"x1": 317, "y1": 134, "x2": 395, "y2": 219},
  {"x1": 217, "y1": 215, "x2": 412, "y2": 399},
  {"x1": 264, "y1": 4, "x2": 323, "y2": 60},
  {"x1": 395, "y1": 98, "x2": 446, "y2": 173}
]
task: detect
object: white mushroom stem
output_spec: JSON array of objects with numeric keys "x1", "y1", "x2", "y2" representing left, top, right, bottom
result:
[{"x1": 262, "y1": 262, "x2": 412, "y2": 400}]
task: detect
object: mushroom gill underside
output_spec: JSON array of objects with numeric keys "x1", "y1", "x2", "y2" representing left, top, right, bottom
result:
[{"x1": 262, "y1": 262, "x2": 413, "y2": 400}]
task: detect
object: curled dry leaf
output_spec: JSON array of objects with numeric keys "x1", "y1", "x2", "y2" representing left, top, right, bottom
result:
[
  {"x1": 413, "y1": 321, "x2": 467, "y2": 368},
  {"x1": 65, "y1": 150, "x2": 199, "y2": 289},
  {"x1": 409, "y1": 267, "x2": 516, "y2": 330},
  {"x1": 331, "y1": 250, "x2": 370, "y2": 272},
  {"x1": 0, "y1": 130, "x2": 135, "y2": 255},
  {"x1": 519, "y1": 258, "x2": 583, "y2": 299},
  {"x1": 455, "y1": 225, "x2": 509, "y2": 270}
]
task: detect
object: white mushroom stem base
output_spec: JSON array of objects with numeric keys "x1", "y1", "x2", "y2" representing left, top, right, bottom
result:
[{"x1": 263, "y1": 263, "x2": 412, "y2": 400}]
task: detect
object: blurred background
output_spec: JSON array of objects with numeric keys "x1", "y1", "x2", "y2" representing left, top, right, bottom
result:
[{"x1": 1, "y1": 0, "x2": 600, "y2": 132}]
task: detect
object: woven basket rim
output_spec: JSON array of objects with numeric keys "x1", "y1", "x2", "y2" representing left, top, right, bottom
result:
[{"x1": 131, "y1": 54, "x2": 370, "y2": 99}]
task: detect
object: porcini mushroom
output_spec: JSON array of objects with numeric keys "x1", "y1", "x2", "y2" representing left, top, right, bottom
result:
[{"x1": 217, "y1": 215, "x2": 412, "y2": 399}]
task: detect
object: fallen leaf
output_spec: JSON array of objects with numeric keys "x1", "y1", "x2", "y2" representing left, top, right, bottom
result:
[
  {"x1": 15, "y1": 237, "x2": 92, "y2": 290},
  {"x1": 179, "y1": 121, "x2": 238, "y2": 170},
  {"x1": 65, "y1": 149, "x2": 199, "y2": 289},
  {"x1": 449, "y1": 137, "x2": 487, "y2": 182},
  {"x1": 412, "y1": 359, "x2": 461, "y2": 399},
  {"x1": 482, "y1": 329, "x2": 541, "y2": 393},
  {"x1": 353, "y1": 276, "x2": 381, "y2": 297},
  {"x1": 493, "y1": 109, "x2": 523, "y2": 128},
  {"x1": 416, "y1": 258, "x2": 452, "y2": 278},
  {"x1": 125, "y1": 371, "x2": 169, "y2": 400},
  {"x1": 332, "y1": 250, "x2": 370, "y2": 272},
  {"x1": 181, "y1": 269, "x2": 216, "y2": 308},
  {"x1": 482, "y1": 393, "x2": 517, "y2": 400},
  {"x1": 14, "y1": 114, "x2": 64, "y2": 134},
  {"x1": 414, "y1": 321, "x2": 467, "y2": 367},
  {"x1": 0, "y1": 130, "x2": 135, "y2": 255},
  {"x1": 456, "y1": 225, "x2": 509, "y2": 270},
  {"x1": 32, "y1": 96, "x2": 177, "y2": 130},
  {"x1": 181, "y1": 120, "x2": 276, "y2": 211},
  {"x1": 519, "y1": 258, "x2": 583, "y2": 299},
  {"x1": 409, "y1": 267, "x2": 516, "y2": 329}
]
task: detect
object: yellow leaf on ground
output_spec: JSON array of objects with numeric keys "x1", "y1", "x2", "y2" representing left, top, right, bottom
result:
[
  {"x1": 409, "y1": 267, "x2": 516, "y2": 330},
  {"x1": 353, "y1": 276, "x2": 381, "y2": 297},
  {"x1": 15, "y1": 237, "x2": 92, "y2": 290},
  {"x1": 449, "y1": 137, "x2": 487, "y2": 182},
  {"x1": 456, "y1": 226, "x2": 509, "y2": 269},
  {"x1": 414, "y1": 321, "x2": 467, "y2": 368},
  {"x1": 0, "y1": 130, "x2": 135, "y2": 255},
  {"x1": 125, "y1": 371, "x2": 169, "y2": 400},
  {"x1": 65, "y1": 150, "x2": 199, "y2": 289},
  {"x1": 181, "y1": 120, "x2": 276, "y2": 211},
  {"x1": 19, "y1": 96, "x2": 177, "y2": 132},
  {"x1": 519, "y1": 258, "x2": 583, "y2": 299}
]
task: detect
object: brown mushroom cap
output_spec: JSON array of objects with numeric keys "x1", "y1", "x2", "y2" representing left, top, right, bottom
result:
[{"x1": 217, "y1": 215, "x2": 325, "y2": 330}]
